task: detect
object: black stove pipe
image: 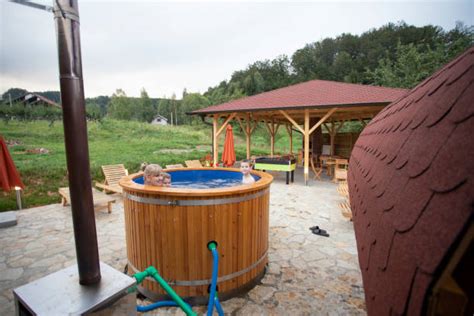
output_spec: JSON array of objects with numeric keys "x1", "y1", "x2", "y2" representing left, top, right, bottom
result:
[{"x1": 54, "y1": 0, "x2": 101, "y2": 285}]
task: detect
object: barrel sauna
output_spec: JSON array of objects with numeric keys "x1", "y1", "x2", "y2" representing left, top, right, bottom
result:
[{"x1": 120, "y1": 168, "x2": 273, "y2": 304}]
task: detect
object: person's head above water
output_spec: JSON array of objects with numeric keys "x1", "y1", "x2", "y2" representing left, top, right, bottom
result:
[
  {"x1": 240, "y1": 160, "x2": 255, "y2": 184},
  {"x1": 240, "y1": 160, "x2": 252, "y2": 176},
  {"x1": 144, "y1": 164, "x2": 163, "y2": 186},
  {"x1": 161, "y1": 172, "x2": 172, "y2": 187}
]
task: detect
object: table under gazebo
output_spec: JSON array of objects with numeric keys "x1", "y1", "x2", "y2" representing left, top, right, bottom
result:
[{"x1": 191, "y1": 79, "x2": 408, "y2": 185}]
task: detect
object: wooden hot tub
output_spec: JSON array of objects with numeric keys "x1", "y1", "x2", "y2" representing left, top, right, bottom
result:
[{"x1": 119, "y1": 168, "x2": 273, "y2": 304}]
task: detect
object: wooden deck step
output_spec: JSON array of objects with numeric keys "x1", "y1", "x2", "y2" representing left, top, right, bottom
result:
[{"x1": 339, "y1": 200, "x2": 352, "y2": 221}]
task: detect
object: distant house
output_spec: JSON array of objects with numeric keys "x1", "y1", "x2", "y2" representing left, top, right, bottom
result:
[
  {"x1": 151, "y1": 114, "x2": 168, "y2": 125},
  {"x1": 11, "y1": 93, "x2": 61, "y2": 108}
]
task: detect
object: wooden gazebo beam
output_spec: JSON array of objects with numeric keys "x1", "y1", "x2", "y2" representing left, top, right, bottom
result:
[
  {"x1": 279, "y1": 110, "x2": 304, "y2": 134},
  {"x1": 204, "y1": 104, "x2": 382, "y2": 179},
  {"x1": 324, "y1": 120, "x2": 346, "y2": 156},
  {"x1": 236, "y1": 114, "x2": 258, "y2": 160},
  {"x1": 212, "y1": 113, "x2": 237, "y2": 167},
  {"x1": 280, "y1": 108, "x2": 338, "y2": 185},
  {"x1": 264, "y1": 118, "x2": 280, "y2": 157},
  {"x1": 285, "y1": 124, "x2": 293, "y2": 154},
  {"x1": 207, "y1": 105, "x2": 383, "y2": 126}
]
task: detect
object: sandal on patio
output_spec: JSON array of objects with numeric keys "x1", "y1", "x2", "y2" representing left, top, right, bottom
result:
[
  {"x1": 309, "y1": 226, "x2": 327, "y2": 233},
  {"x1": 309, "y1": 226, "x2": 329, "y2": 237}
]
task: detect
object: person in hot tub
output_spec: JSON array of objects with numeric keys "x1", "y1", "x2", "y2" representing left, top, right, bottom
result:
[
  {"x1": 144, "y1": 164, "x2": 164, "y2": 186},
  {"x1": 162, "y1": 172, "x2": 172, "y2": 187},
  {"x1": 240, "y1": 160, "x2": 255, "y2": 184}
]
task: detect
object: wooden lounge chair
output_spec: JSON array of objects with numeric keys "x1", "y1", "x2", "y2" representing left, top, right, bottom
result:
[
  {"x1": 334, "y1": 159, "x2": 349, "y2": 183},
  {"x1": 166, "y1": 164, "x2": 184, "y2": 169},
  {"x1": 337, "y1": 181, "x2": 352, "y2": 220},
  {"x1": 95, "y1": 164, "x2": 128, "y2": 194},
  {"x1": 337, "y1": 181, "x2": 349, "y2": 197},
  {"x1": 59, "y1": 187, "x2": 116, "y2": 213},
  {"x1": 339, "y1": 200, "x2": 352, "y2": 221},
  {"x1": 185, "y1": 160, "x2": 203, "y2": 168}
]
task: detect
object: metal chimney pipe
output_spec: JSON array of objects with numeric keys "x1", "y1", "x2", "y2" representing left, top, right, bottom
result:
[{"x1": 54, "y1": 0, "x2": 101, "y2": 285}]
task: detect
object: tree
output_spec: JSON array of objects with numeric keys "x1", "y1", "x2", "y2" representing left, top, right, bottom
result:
[
  {"x1": 443, "y1": 22, "x2": 474, "y2": 61},
  {"x1": 333, "y1": 51, "x2": 354, "y2": 82},
  {"x1": 85, "y1": 102, "x2": 104, "y2": 121},
  {"x1": 107, "y1": 89, "x2": 135, "y2": 120},
  {"x1": 87, "y1": 95, "x2": 109, "y2": 116},
  {"x1": 36, "y1": 91, "x2": 61, "y2": 104},
  {"x1": 253, "y1": 71, "x2": 265, "y2": 93},
  {"x1": 181, "y1": 93, "x2": 210, "y2": 124},
  {"x1": 367, "y1": 41, "x2": 446, "y2": 88},
  {"x1": 2, "y1": 88, "x2": 28, "y2": 102},
  {"x1": 157, "y1": 97, "x2": 171, "y2": 122},
  {"x1": 291, "y1": 44, "x2": 317, "y2": 82},
  {"x1": 138, "y1": 88, "x2": 155, "y2": 122},
  {"x1": 171, "y1": 93, "x2": 177, "y2": 125}
]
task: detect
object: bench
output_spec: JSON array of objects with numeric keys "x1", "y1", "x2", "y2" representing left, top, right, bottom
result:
[{"x1": 58, "y1": 187, "x2": 116, "y2": 213}]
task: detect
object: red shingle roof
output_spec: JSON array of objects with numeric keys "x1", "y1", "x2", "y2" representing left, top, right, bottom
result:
[
  {"x1": 349, "y1": 47, "x2": 474, "y2": 315},
  {"x1": 193, "y1": 79, "x2": 408, "y2": 114}
]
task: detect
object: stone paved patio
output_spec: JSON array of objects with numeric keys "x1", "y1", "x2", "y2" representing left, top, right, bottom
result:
[{"x1": 0, "y1": 169, "x2": 366, "y2": 315}]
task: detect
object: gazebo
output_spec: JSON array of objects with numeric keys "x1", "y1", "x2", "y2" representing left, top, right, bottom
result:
[{"x1": 192, "y1": 79, "x2": 408, "y2": 184}]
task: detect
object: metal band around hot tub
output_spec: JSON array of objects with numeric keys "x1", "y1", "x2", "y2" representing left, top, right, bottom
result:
[
  {"x1": 127, "y1": 250, "x2": 268, "y2": 286},
  {"x1": 125, "y1": 187, "x2": 269, "y2": 206}
]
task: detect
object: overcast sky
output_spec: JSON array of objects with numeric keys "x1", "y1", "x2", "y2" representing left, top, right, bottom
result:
[{"x1": 1, "y1": 0, "x2": 472, "y2": 98}]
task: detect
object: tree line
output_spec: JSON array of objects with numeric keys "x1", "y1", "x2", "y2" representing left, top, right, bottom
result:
[
  {"x1": 2, "y1": 21, "x2": 472, "y2": 125},
  {"x1": 204, "y1": 21, "x2": 473, "y2": 101}
]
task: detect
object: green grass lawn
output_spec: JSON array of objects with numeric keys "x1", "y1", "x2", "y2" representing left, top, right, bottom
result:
[{"x1": 0, "y1": 119, "x2": 301, "y2": 211}]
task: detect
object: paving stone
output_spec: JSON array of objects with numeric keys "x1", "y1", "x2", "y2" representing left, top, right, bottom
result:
[
  {"x1": 273, "y1": 291, "x2": 312, "y2": 315},
  {"x1": 289, "y1": 258, "x2": 308, "y2": 270},
  {"x1": 248, "y1": 285, "x2": 276, "y2": 304},
  {"x1": 2, "y1": 288, "x2": 14, "y2": 301},
  {"x1": 0, "y1": 169, "x2": 366, "y2": 315},
  {"x1": 301, "y1": 249, "x2": 326, "y2": 262},
  {"x1": 318, "y1": 246, "x2": 340, "y2": 257},
  {"x1": 261, "y1": 273, "x2": 279, "y2": 286},
  {"x1": 336, "y1": 259, "x2": 358, "y2": 270},
  {"x1": 2, "y1": 267, "x2": 23, "y2": 281},
  {"x1": 220, "y1": 297, "x2": 246, "y2": 311},
  {"x1": 0, "y1": 294, "x2": 9, "y2": 307},
  {"x1": 30, "y1": 254, "x2": 67, "y2": 268},
  {"x1": 236, "y1": 302, "x2": 267, "y2": 315},
  {"x1": 267, "y1": 262, "x2": 281, "y2": 275},
  {"x1": 0, "y1": 303, "x2": 14, "y2": 316}
]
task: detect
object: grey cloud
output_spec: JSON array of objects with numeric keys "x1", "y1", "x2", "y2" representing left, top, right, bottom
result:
[{"x1": 1, "y1": 1, "x2": 472, "y2": 97}]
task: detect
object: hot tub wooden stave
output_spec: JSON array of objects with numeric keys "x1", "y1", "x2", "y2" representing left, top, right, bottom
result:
[{"x1": 120, "y1": 168, "x2": 272, "y2": 303}]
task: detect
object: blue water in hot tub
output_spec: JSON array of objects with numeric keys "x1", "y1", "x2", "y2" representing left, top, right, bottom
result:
[{"x1": 134, "y1": 169, "x2": 260, "y2": 189}]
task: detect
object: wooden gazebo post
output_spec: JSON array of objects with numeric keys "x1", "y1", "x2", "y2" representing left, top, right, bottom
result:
[
  {"x1": 246, "y1": 114, "x2": 251, "y2": 159},
  {"x1": 212, "y1": 113, "x2": 236, "y2": 167},
  {"x1": 265, "y1": 118, "x2": 280, "y2": 157},
  {"x1": 324, "y1": 120, "x2": 345, "y2": 156},
  {"x1": 280, "y1": 108, "x2": 337, "y2": 185},
  {"x1": 285, "y1": 125, "x2": 293, "y2": 154},
  {"x1": 213, "y1": 115, "x2": 218, "y2": 167},
  {"x1": 236, "y1": 113, "x2": 257, "y2": 160},
  {"x1": 304, "y1": 110, "x2": 310, "y2": 183}
]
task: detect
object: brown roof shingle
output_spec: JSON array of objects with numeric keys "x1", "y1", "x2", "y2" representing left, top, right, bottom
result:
[
  {"x1": 349, "y1": 47, "x2": 474, "y2": 315},
  {"x1": 193, "y1": 79, "x2": 408, "y2": 114}
]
